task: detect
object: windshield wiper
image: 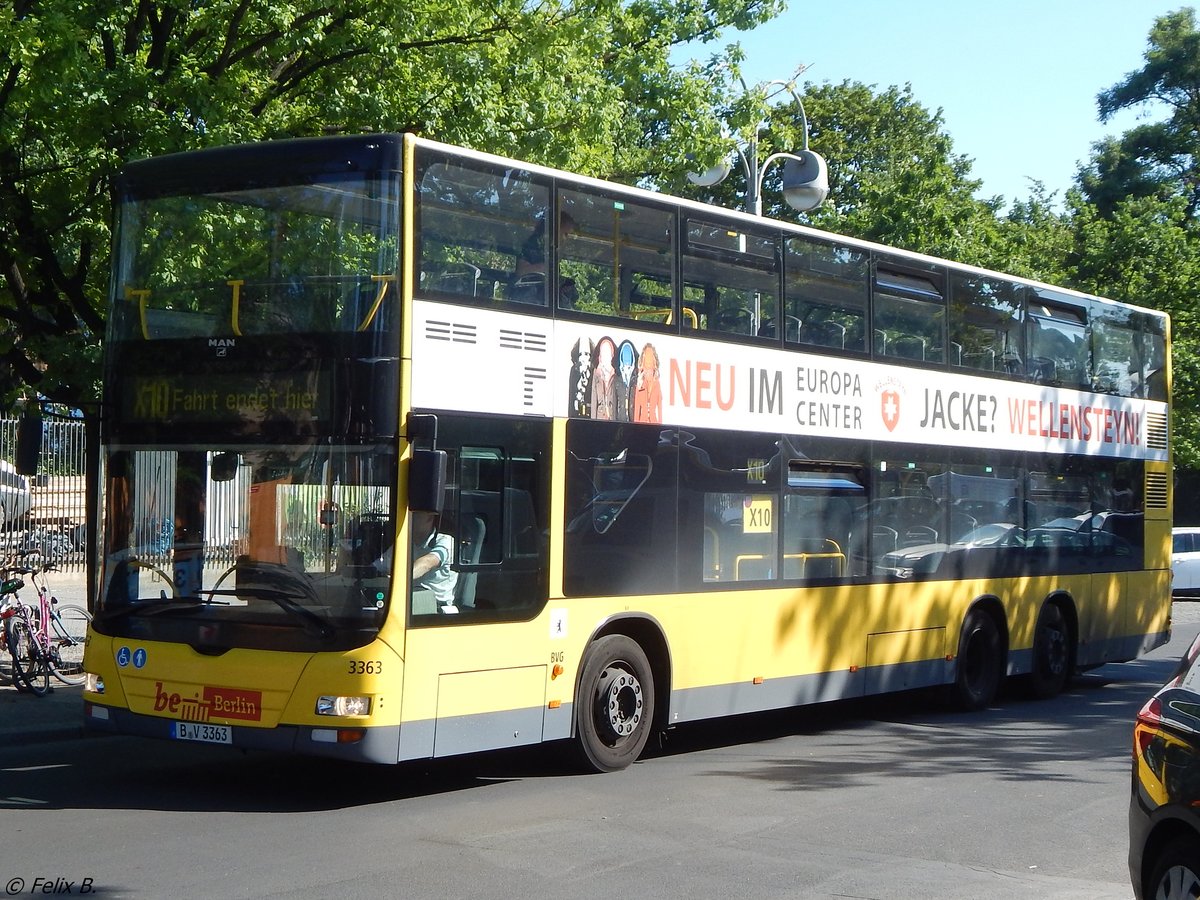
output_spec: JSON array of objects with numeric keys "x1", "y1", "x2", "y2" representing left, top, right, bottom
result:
[
  {"x1": 205, "y1": 588, "x2": 336, "y2": 640},
  {"x1": 93, "y1": 596, "x2": 231, "y2": 624}
]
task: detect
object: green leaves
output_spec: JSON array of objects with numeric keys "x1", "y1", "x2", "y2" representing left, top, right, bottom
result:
[{"x1": 0, "y1": 0, "x2": 771, "y2": 407}]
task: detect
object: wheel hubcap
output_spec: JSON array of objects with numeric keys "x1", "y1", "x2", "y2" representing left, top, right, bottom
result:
[
  {"x1": 596, "y1": 664, "x2": 643, "y2": 743},
  {"x1": 1156, "y1": 864, "x2": 1200, "y2": 900},
  {"x1": 1039, "y1": 623, "x2": 1067, "y2": 676}
]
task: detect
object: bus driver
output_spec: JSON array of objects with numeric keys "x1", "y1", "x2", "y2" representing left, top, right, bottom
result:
[{"x1": 409, "y1": 510, "x2": 458, "y2": 613}]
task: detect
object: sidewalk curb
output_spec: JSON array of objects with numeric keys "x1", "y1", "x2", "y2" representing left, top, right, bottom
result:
[
  {"x1": 8, "y1": 721, "x2": 91, "y2": 744},
  {"x1": 1, "y1": 681, "x2": 94, "y2": 746}
]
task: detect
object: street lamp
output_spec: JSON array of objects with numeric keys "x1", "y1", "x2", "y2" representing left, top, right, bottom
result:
[{"x1": 688, "y1": 70, "x2": 829, "y2": 215}]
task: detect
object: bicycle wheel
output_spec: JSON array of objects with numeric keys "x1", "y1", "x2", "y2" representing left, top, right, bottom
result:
[
  {"x1": 1, "y1": 615, "x2": 15, "y2": 686},
  {"x1": 9, "y1": 617, "x2": 50, "y2": 696},
  {"x1": 48, "y1": 603, "x2": 91, "y2": 685}
]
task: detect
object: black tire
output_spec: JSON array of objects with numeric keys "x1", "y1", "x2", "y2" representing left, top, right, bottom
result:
[
  {"x1": 48, "y1": 604, "x2": 91, "y2": 685},
  {"x1": 951, "y1": 608, "x2": 1003, "y2": 711},
  {"x1": 9, "y1": 617, "x2": 50, "y2": 696},
  {"x1": 1025, "y1": 601, "x2": 1071, "y2": 700},
  {"x1": 1, "y1": 616, "x2": 17, "y2": 686},
  {"x1": 575, "y1": 635, "x2": 655, "y2": 773},
  {"x1": 1145, "y1": 834, "x2": 1200, "y2": 900}
]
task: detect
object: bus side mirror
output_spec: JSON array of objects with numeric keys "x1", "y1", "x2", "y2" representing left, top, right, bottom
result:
[
  {"x1": 15, "y1": 410, "x2": 42, "y2": 476},
  {"x1": 409, "y1": 449, "x2": 447, "y2": 513}
]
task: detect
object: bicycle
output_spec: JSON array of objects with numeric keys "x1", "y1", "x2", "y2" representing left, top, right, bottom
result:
[
  {"x1": 0, "y1": 570, "x2": 26, "y2": 687},
  {"x1": 1, "y1": 556, "x2": 91, "y2": 696}
]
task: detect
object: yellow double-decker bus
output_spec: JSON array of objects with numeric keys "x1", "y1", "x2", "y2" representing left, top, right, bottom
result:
[{"x1": 83, "y1": 134, "x2": 1172, "y2": 771}]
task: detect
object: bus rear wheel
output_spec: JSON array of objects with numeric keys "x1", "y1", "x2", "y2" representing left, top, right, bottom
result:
[
  {"x1": 952, "y1": 608, "x2": 1003, "y2": 711},
  {"x1": 575, "y1": 635, "x2": 655, "y2": 773},
  {"x1": 1025, "y1": 601, "x2": 1071, "y2": 699}
]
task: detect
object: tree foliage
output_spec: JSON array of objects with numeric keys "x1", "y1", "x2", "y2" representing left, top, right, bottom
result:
[
  {"x1": 1073, "y1": 8, "x2": 1200, "y2": 467},
  {"x1": 0, "y1": 0, "x2": 780, "y2": 408},
  {"x1": 1085, "y1": 7, "x2": 1200, "y2": 217}
]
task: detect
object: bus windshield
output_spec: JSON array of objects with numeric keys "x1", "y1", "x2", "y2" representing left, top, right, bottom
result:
[
  {"x1": 99, "y1": 443, "x2": 396, "y2": 652},
  {"x1": 97, "y1": 137, "x2": 405, "y2": 653}
]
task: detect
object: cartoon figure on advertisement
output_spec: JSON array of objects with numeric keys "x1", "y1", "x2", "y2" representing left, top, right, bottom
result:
[
  {"x1": 633, "y1": 342, "x2": 662, "y2": 424},
  {"x1": 570, "y1": 337, "x2": 593, "y2": 417},
  {"x1": 615, "y1": 339, "x2": 638, "y2": 422},
  {"x1": 591, "y1": 336, "x2": 617, "y2": 420}
]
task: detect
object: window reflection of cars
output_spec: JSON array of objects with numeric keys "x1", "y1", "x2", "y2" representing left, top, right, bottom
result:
[
  {"x1": 0, "y1": 460, "x2": 33, "y2": 526},
  {"x1": 1129, "y1": 632, "x2": 1200, "y2": 899},
  {"x1": 955, "y1": 523, "x2": 1024, "y2": 547},
  {"x1": 868, "y1": 513, "x2": 1017, "y2": 578},
  {"x1": 876, "y1": 519, "x2": 1136, "y2": 579},
  {"x1": 875, "y1": 524, "x2": 1021, "y2": 579}
]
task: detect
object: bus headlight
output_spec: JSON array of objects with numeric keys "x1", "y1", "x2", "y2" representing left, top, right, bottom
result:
[
  {"x1": 316, "y1": 695, "x2": 371, "y2": 717},
  {"x1": 84, "y1": 673, "x2": 105, "y2": 694}
]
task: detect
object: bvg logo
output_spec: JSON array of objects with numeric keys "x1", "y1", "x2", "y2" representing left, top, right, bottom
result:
[{"x1": 153, "y1": 681, "x2": 263, "y2": 722}]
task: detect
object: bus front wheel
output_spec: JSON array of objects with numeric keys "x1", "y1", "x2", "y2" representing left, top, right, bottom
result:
[
  {"x1": 575, "y1": 635, "x2": 655, "y2": 773},
  {"x1": 952, "y1": 608, "x2": 1003, "y2": 711}
]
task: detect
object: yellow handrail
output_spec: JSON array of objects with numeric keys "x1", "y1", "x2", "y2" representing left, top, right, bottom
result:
[
  {"x1": 125, "y1": 287, "x2": 152, "y2": 339},
  {"x1": 227, "y1": 279, "x2": 245, "y2": 336},
  {"x1": 359, "y1": 275, "x2": 394, "y2": 331}
]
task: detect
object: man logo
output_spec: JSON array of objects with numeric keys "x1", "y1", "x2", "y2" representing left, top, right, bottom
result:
[{"x1": 208, "y1": 338, "x2": 235, "y2": 358}]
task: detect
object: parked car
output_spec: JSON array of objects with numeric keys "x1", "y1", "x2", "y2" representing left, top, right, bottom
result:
[
  {"x1": 1173, "y1": 527, "x2": 1200, "y2": 598},
  {"x1": 1129, "y1": 630, "x2": 1200, "y2": 899},
  {"x1": 0, "y1": 459, "x2": 33, "y2": 526}
]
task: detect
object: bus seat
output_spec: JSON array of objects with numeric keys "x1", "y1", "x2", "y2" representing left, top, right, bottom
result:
[
  {"x1": 893, "y1": 335, "x2": 927, "y2": 360},
  {"x1": 424, "y1": 263, "x2": 480, "y2": 297},
  {"x1": 872, "y1": 525, "x2": 899, "y2": 556},
  {"x1": 804, "y1": 320, "x2": 847, "y2": 349},
  {"x1": 903, "y1": 525, "x2": 937, "y2": 547},
  {"x1": 454, "y1": 515, "x2": 486, "y2": 607},
  {"x1": 507, "y1": 273, "x2": 547, "y2": 305},
  {"x1": 1030, "y1": 357, "x2": 1057, "y2": 382},
  {"x1": 349, "y1": 516, "x2": 387, "y2": 567},
  {"x1": 758, "y1": 316, "x2": 801, "y2": 342},
  {"x1": 712, "y1": 307, "x2": 753, "y2": 335}
]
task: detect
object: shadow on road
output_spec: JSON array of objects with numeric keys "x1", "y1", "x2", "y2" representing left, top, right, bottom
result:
[{"x1": 0, "y1": 648, "x2": 1183, "y2": 814}]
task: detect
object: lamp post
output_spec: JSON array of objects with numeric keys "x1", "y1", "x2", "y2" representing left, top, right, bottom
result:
[{"x1": 688, "y1": 69, "x2": 829, "y2": 215}]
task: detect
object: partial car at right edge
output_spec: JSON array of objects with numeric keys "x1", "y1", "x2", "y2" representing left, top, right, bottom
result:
[
  {"x1": 1130, "y1": 631, "x2": 1200, "y2": 899},
  {"x1": 1173, "y1": 527, "x2": 1200, "y2": 599}
]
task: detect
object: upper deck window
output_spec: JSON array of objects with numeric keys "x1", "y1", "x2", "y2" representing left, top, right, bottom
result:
[
  {"x1": 111, "y1": 173, "x2": 400, "y2": 343},
  {"x1": 1027, "y1": 290, "x2": 1089, "y2": 389},
  {"x1": 784, "y1": 237, "x2": 869, "y2": 352},
  {"x1": 556, "y1": 188, "x2": 676, "y2": 324},
  {"x1": 416, "y1": 154, "x2": 551, "y2": 308},
  {"x1": 950, "y1": 273, "x2": 1024, "y2": 375},
  {"x1": 682, "y1": 219, "x2": 780, "y2": 340},
  {"x1": 873, "y1": 258, "x2": 947, "y2": 364},
  {"x1": 1091, "y1": 302, "x2": 1168, "y2": 400}
]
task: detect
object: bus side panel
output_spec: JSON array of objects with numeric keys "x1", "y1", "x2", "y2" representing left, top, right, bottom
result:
[{"x1": 398, "y1": 623, "x2": 569, "y2": 761}]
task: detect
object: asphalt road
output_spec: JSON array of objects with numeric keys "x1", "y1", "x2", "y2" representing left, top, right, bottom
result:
[{"x1": 2, "y1": 604, "x2": 1197, "y2": 900}]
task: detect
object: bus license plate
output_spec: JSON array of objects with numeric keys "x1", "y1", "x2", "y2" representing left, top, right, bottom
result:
[{"x1": 172, "y1": 721, "x2": 231, "y2": 744}]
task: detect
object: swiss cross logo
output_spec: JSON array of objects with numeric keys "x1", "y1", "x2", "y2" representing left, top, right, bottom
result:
[{"x1": 880, "y1": 389, "x2": 901, "y2": 432}]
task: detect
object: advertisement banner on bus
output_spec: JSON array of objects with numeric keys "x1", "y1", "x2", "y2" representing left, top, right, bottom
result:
[{"x1": 410, "y1": 301, "x2": 1166, "y2": 461}]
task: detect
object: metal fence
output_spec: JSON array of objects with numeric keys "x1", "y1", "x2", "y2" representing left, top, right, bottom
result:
[{"x1": 0, "y1": 416, "x2": 89, "y2": 571}]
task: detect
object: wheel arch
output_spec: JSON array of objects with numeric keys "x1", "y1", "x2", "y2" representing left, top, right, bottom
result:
[
  {"x1": 965, "y1": 594, "x2": 1010, "y2": 660},
  {"x1": 576, "y1": 613, "x2": 673, "y2": 736},
  {"x1": 1139, "y1": 818, "x2": 1200, "y2": 900}
]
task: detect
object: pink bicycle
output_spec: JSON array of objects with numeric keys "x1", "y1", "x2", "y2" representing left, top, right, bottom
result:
[{"x1": 1, "y1": 558, "x2": 90, "y2": 697}]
